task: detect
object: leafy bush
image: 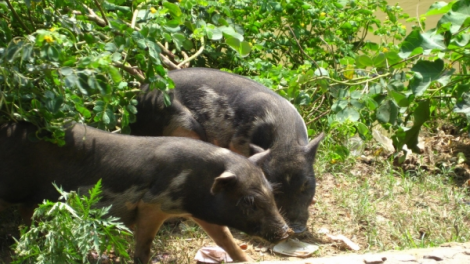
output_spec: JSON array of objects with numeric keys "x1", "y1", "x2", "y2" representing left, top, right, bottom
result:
[
  {"x1": 0, "y1": 0, "x2": 248, "y2": 144},
  {"x1": 12, "y1": 180, "x2": 132, "y2": 264},
  {"x1": 1, "y1": 0, "x2": 470, "y2": 157}
]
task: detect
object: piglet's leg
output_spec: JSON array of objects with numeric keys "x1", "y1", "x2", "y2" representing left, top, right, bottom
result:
[
  {"x1": 134, "y1": 202, "x2": 169, "y2": 264},
  {"x1": 191, "y1": 217, "x2": 253, "y2": 262}
]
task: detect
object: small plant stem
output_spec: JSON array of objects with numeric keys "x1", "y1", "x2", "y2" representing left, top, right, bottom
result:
[
  {"x1": 306, "y1": 109, "x2": 330, "y2": 125},
  {"x1": 113, "y1": 62, "x2": 145, "y2": 82},
  {"x1": 309, "y1": 72, "x2": 391, "y2": 86},
  {"x1": 27, "y1": 9, "x2": 37, "y2": 31},
  {"x1": 286, "y1": 25, "x2": 321, "y2": 73},
  {"x1": 5, "y1": 0, "x2": 31, "y2": 33},
  {"x1": 94, "y1": 0, "x2": 109, "y2": 26},
  {"x1": 177, "y1": 37, "x2": 205, "y2": 68},
  {"x1": 388, "y1": 54, "x2": 421, "y2": 68}
]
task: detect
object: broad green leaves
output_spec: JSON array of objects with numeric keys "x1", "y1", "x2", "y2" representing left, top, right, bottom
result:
[
  {"x1": 0, "y1": 0, "x2": 251, "y2": 142},
  {"x1": 399, "y1": 29, "x2": 446, "y2": 58},
  {"x1": 409, "y1": 59, "x2": 444, "y2": 96},
  {"x1": 438, "y1": 0, "x2": 470, "y2": 33}
]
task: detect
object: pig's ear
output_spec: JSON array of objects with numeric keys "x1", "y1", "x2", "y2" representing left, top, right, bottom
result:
[
  {"x1": 248, "y1": 148, "x2": 270, "y2": 165},
  {"x1": 304, "y1": 132, "x2": 325, "y2": 161},
  {"x1": 249, "y1": 143, "x2": 265, "y2": 154},
  {"x1": 211, "y1": 171, "x2": 238, "y2": 195}
]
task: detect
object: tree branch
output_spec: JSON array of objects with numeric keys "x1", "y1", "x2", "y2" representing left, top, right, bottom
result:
[
  {"x1": 5, "y1": 0, "x2": 31, "y2": 33},
  {"x1": 177, "y1": 37, "x2": 204, "y2": 68},
  {"x1": 112, "y1": 62, "x2": 145, "y2": 82},
  {"x1": 93, "y1": 0, "x2": 109, "y2": 26}
]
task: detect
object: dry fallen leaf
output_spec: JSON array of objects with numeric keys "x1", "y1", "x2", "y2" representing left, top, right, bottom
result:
[
  {"x1": 194, "y1": 246, "x2": 233, "y2": 263},
  {"x1": 326, "y1": 234, "x2": 360, "y2": 251}
]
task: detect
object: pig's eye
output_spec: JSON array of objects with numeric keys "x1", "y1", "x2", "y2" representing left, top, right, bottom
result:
[{"x1": 237, "y1": 196, "x2": 257, "y2": 214}]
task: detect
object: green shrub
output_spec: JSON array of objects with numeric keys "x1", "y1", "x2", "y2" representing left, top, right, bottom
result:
[{"x1": 12, "y1": 180, "x2": 132, "y2": 264}]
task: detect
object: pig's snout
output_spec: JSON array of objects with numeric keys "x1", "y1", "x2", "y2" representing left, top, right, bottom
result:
[
  {"x1": 289, "y1": 223, "x2": 307, "y2": 235},
  {"x1": 281, "y1": 224, "x2": 294, "y2": 240},
  {"x1": 266, "y1": 223, "x2": 292, "y2": 243},
  {"x1": 291, "y1": 224, "x2": 307, "y2": 234}
]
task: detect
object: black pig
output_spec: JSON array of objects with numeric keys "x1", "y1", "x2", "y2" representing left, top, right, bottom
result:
[{"x1": 0, "y1": 122, "x2": 290, "y2": 263}]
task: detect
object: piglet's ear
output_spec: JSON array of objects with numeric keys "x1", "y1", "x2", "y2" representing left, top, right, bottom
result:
[
  {"x1": 211, "y1": 171, "x2": 238, "y2": 195},
  {"x1": 304, "y1": 132, "x2": 325, "y2": 161},
  {"x1": 248, "y1": 148, "x2": 270, "y2": 165},
  {"x1": 249, "y1": 143, "x2": 265, "y2": 154}
]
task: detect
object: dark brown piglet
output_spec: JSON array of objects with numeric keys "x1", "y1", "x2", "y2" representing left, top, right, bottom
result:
[{"x1": 0, "y1": 122, "x2": 289, "y2": 263}]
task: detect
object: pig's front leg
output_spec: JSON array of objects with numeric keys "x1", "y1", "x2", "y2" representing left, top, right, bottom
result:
[
  {"x1": 191, "y1": 217, "x2": 253, "y2": 262},
  {"x1": 134, "y1": 202, "x2": 170, "y2": 264}
]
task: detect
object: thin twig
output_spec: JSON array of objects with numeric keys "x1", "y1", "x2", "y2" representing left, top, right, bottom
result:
[
  {"x1": 286, "y1": 25, "x2": 321, "y2": 73},
  {"x1": 388, "y1": 54, "x2": 421, "y2": 68},
  {"x1": 27, "y1": 8, "x2": 37, "y2": 31},
  {"x1": 131, "y1": 9, "x2": 139, "y2": 29},
  {"x1": 73, "y1": 6, "x2": 106, "y2": 27},
  {"x1": 5, "y1": 0, "x2": 31, "y2": 33},
  {"x1": 113, "y1": 62, "x2": 145, "y2": 81},
  {"x1": 309, "y1": 72, "x2": 392, "y2": 86},
  {"x1": 306, "y1": 109, "x2": 330, "y2": 125},
  {"x1": 93, "y1": 0, "x2": 109, "y2": 26},
  {"x1": 159, "y1": 54, "x2": 180, "y2": 70},
  {"x1": 156, "y1": 42, "x2": 176, "y2": 60},
  {"x1": 177, "y1": 37, "x2": 204, "y2": 68}
]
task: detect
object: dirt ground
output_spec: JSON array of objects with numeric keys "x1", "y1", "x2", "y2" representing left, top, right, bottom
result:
[{"x1": 240, "y1": 242, "x2": 470, "y2": 264}]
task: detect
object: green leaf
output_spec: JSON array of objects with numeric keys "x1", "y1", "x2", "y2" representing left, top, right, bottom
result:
[
  {"x1": 409, "y1": 59, "x2": 444, "y2": 96},
  {"x1": 340, "y1": 57, "x2": 355, "y2": 65},
  {"x1": 385, "y1": 6, "x2": 397, "y2": 23},
  {"x1": 376, "y1": 100, "x2": 398, "y2": 124},
  {"x1": 364, "y1": 97, "x2": 379, "y2": 110},
  {"x1": 392, "y1": 100, "x2": 431, "y2": 152},
  {"x1": 337, "y1": 106, "x2": 360, "y2": 122},
  {"x1": 108, "y1": 67, "x2": 122, "y2": 83},
  {"x1": 373, "y1": 53, "x2": 386, "y2": 68},
  {"x1": 409, "y1": 72, "x2": 431, "y2": 96},
  {"x1": 399, "y1": 29, "x2": 446, "y2": 58},
  {"x1": 46, "y1": 45, "x2": 60, "y2": 61},
  {"x1": 356, "y1": 122, "x2": 371, "y2": 139},
  {"x1": 438, "y1": 0, "x2": 470, "y2": 34},
  {"x1": 451, "y1": 32, "x2": 470, "y2": 47},
  {"x1": 425, "y1": 1, "x2": 452, "y2": 16},
  {"x1": 172, "y1": 33, "x2": 187, "y2": 50},
  {"x1": 350, "y1": 91, "x2": 362, "y2": 100},
  {"x1": 390, "y1": 90, "x2": 409, "y2": 107},
  {"x1": 163, "y1": 2, "x2": 182, "y2": 17},
  {"x1": 220, "y1": 26, "x2": 243, "y2": 41},
  {"x1": 206, "y1": 26, "x2": 223, "y2": 40},
  {"x1": 356, "y1": 55, "x2": 373, "y2": 67},
  {"x1": 94, "y1": 101, "x2": 105, "y2": 112},
  {"x1": 102, "y1": 111, "x2": 111, "y2": 125},
  {"x1": 127, "y1": 104, "x2": 138, "y2": 114},
  {"x1": 454, "y1": 92, "x2": 470, "y2": 116},
  {"x1": 226, "y1": 37, "x2": 240, "y2": 51},
  {"x1": 385, "y1": 51, "x2": 402, "y2": 65},
  {"x1": 239, "y1": 41, "x2": 252, "y2": 57},
  {"x1": 295, "y1": 91, "x2": 311, "y2": 105},
  {"x1": 314, "y1": 67, "x2": 328, "y2": 76},
  {"x1": 411, "y1": 59, "x2": 444, "y2": 79}
]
